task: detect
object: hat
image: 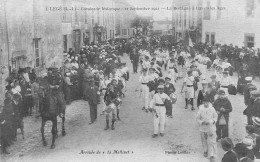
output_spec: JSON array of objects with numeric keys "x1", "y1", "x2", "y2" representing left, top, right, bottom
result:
[
  {"x1": 248, "y1": 85, "x2": 257, "y2": 91},
  {"x1": 252, "y1": 117, "x2": 260, "y2": 126},
  {"x1": 210, "y1": 75, "x2": 217, "y2": 79},
  {"x1": 202, "y1": 97, "x2": 210, "y2": 102},
  {"x1": 142, "y1": 68, "x2": 148, "y2": 71},
  {"x1": 250, "y1": 90, "x2": 260, "y2": 98},
  {"x1": 190, "y1": 65, "x2": 197, "y2": 69},
  {"x1": 234, "y1": 143, "x2": 248, "y2": 157},
  {"x1": 5, "y1": 90, "x2": 13, "y2": 98},
  {"x1": 201, "y1": 80, "x2": 207, "y2": 84},
  {"x1": 245, "y1": 77, "x2": 253, "y2": 82},
  {"x1": 165, "y1": 77, "x2": 171, "y2": 80},
  {"x1": 157, "y1": 85, "x2": 164, "y2": 89},
  {"x1": 201, "y1": 76, "x2": 206, "y2": 80},
  {"x1": 158, "y1": 78, "x2": 165, "y2": 83},
  {"x1": 42, "y1": 72, "x2": 48, "y2": 77},
  {"x1": 242, "y1": 137, "x2": 253, "y2": 150},
  {"x1": 222, "y1": 71, "x2": 228, "y2": 75},
  {"x1": 218, "y1": 90, "x2": 226, "y2": 95},
  {"x1": 216, "y1": 66, "x2": 223, "y2": 69},
  {"x1": 221, "y1": 137, "x2": 234, "y2": 150}
]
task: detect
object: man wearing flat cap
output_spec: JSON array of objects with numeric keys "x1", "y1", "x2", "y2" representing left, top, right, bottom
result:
[{"x1": 149, "y1": 85, "x2": 170, "y2": 138}]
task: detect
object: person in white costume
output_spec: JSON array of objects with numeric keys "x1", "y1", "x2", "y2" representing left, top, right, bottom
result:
[
  {"x1": 149, "y1": 85, "x2": 170, "y2": 138},
  {"x1": 167, "y1": 58, "x2": 178, "y2": 85},
  {"x1": 219, "y1": 71, "x2": 233, "y2": 96},
  {"x1": 139, "y1": 68, "x2": 150, "y2": 112}
]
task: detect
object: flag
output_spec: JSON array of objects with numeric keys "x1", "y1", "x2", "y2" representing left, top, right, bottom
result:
[{"x1": 189, "y1": 36, "x2": 194, "y2": 47}]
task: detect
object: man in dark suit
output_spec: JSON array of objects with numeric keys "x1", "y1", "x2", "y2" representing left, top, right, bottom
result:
[
  {"x1": 164, "y1": 77, "x2": 175, "y2": 118},
  {"x1": 221, "y1": 137, "x2": 238, "y2": 162},
  {"x1": 86, "y1": 79, "x2": 100, "y2": 124},
  {"x1": 130, "y1": 48, "x2": 139, "y2": 73}
]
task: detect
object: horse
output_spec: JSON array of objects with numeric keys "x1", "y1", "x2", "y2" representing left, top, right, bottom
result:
[{"x1": 40, "y1": 88, "x2": 66, "y2": 149}]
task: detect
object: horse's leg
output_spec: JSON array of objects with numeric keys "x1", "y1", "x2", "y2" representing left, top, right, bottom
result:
[
  {"x1": 62, "y1": 116, "x2": 66, "y2": 136},
  {"x1": 41, "y1": 119, "x2": 47, "y2": 146},
  {"x1": 50, "y1": 117, "x2": 57, "y2": 149}
]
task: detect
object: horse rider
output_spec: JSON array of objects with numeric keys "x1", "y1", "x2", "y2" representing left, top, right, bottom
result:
[{"x1": 47, "y1": 67, "x2": 66, "y2": 118}]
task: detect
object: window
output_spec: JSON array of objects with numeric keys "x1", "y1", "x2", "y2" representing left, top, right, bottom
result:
[
  {"x1": 176, "y1": 13, "x2": 178, "y2": 27},
  {"x1": 84, "y1": 11, "x2": 88, "y2": 24},
  {"x1": 244, "y1": 34, "x2": 255, "y2": 47},
  {"x1": 211, "y1": 33, "x2": 215, "y2": 45},
  {"x1": 184, "y1": 10, "x2": 187, "y2": 28},
  {"x1": 179, "y1": 12, "x2": 181, "y2": 27},
  {"x1": 204, "y1": 1, "x2": 211, "y2": 20},
  {"x1": 34, "y1": 39, "x2": 41, "y2": 67},
  {"x1": 111, "y1": 13, "x2": 114, "y2": 25},
  {"x1": 192, "y1": 8, "x2": 195, "y2": 25},
  {"x1": 62, "y1": 13, "x2": 66, "y2": 22},
  {"x1": 116, "y1": 26, "x2": 120, "y2": 35},
  {"x1": 107, "y1": 14, "x2": 109, "y2": 25},
  {"x1": 122, "y1": 29, "x2": 127, "y2": 36},
  {"x1": 97, "y1": 10, "x2": 100, "y2": 25},
  {"x1": 246, "y1": 0, "x2": 254, "y2": 17},
  {"x1": 75, "y1": 9, "x2": 78, "y2": 23},
  {"x1": 112, "y1": 30, "x2": 114, "y2": 38},
  {"x1": 91, "y1": 11, "x2": 94, "y2": 26},
  {"x1": 205, "y1": 33, "x2": 210, "y2": 43},
  {"x1": 217, "y1": 0, "x2": 221, "y2": 19},
  {"x1": 63, "y1": 35, "x2": 67, "y2": 52}
]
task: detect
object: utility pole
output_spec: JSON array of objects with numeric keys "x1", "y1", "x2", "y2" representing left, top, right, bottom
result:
[{"x1": 4, "y1": 1, "x2": 11, "y2": 74}]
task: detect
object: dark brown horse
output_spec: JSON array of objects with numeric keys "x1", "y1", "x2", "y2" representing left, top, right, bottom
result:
[{"x1": 40, "y1": 88, "x2": 66, "y2": 149}]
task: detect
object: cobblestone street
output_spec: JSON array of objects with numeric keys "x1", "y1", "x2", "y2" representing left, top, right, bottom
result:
[{"x1": 1, "y1": 55, "x2": 259, "y2": 162}]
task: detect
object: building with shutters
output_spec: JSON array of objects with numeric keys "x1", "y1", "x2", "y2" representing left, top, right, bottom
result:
[{"x1": 202, "y1": 0, "x2": 260, "y2": 47}]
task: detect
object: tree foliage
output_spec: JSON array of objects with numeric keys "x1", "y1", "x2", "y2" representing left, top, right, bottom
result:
[{"x1": 130, "y1": 16, "x2": 153, "y2": 36}]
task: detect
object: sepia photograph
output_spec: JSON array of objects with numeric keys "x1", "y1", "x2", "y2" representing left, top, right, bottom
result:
[{"x1": 0, "y1": 0, "x2": 260, "y2": 161}]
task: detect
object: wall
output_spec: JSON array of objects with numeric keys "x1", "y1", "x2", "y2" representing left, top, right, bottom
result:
[{"x1": 202, "y1": 0, "x2": 260, "y2": 47}]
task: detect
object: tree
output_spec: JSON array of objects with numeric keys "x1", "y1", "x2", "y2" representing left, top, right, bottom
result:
[{"x1": 130, "y1": 16, "x2": 153, "y2": 37}]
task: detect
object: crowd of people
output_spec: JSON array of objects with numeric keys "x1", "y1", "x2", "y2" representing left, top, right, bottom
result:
[
  {"x1": 0, "y1": 40, "x2": 130, "y2": 154},
  {"x1": 1, "y1": 34, "x2": 260, "y2": 162},
  {"x1": 130, "y1": 36, "x2": 260, "y2": 162}
]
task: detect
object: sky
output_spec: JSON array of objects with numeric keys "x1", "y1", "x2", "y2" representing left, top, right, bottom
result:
[{"x1": 126, "y1": 0, "x2": 173, "y2": 21}]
